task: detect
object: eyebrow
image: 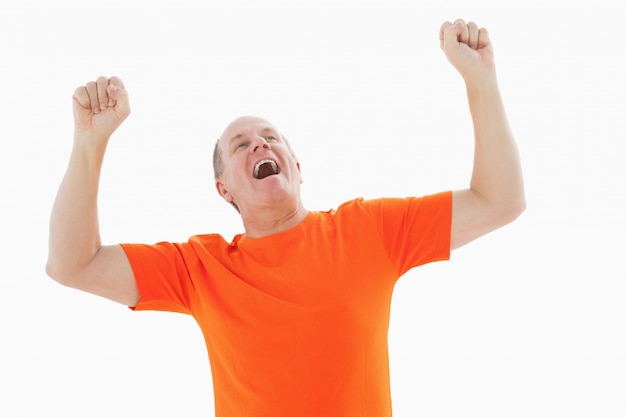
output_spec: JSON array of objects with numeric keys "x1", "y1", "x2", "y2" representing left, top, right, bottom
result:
[{"x1": 228, "y1": 127, "x2": 280, "y2": 145}]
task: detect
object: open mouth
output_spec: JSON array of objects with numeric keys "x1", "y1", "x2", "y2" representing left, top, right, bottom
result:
[{"x1": 253, "y1": 159, "x2": 280, "y2": 179}]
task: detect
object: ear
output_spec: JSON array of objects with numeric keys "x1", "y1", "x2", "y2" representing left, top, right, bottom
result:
[{"x1": 215, "y1": 179, "x2": 234, "y2": 203}]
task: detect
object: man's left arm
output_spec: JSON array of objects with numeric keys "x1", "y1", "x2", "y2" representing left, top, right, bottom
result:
[{"x1": 440, "y1": 19, "x2": 526, "y2": 250}]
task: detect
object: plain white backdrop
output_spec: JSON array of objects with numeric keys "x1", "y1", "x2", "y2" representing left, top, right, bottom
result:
[{"x1": 2, "y1": 1, "x2": 625, "y2": 415}]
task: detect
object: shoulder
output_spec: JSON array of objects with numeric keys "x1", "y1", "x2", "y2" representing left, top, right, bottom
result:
[
  {"x1": 122, "y1": 233, "x2": 234, "y2": 260},
  {"x1": 334, "y1": 192, "x2": 452, "y2": 216},
  {"x1": 188, "y1": 233, "x2": 240, "y2": 252}
]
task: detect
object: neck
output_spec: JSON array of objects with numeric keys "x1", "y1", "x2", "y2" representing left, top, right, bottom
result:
[{"x1": 240, "y1": 201, "x2": 309, "y2": 238}]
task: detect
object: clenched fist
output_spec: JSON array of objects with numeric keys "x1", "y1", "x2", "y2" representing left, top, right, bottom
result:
[
  {"x1": 72, "y1": 76, "x2": 130, "y2": 141},
  {"x1": 440, "y1": 19, "x2": 495, "y2": 83}
]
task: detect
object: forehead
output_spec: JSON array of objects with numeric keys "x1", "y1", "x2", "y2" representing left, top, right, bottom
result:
[{"x1": 221, "y1": 117, "x2": 278, "y2": 141}]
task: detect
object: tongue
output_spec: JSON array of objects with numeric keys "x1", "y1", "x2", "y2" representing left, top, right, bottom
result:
[{"x1": 255, "y1": 162, "x2": 277, "y2": 179}]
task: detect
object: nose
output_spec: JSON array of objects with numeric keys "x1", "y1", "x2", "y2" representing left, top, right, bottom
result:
[{"x1": 250, "y1": 136, "x2": 271, "y2": 153}]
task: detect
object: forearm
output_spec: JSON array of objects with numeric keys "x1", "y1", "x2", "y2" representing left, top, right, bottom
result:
[
  {"x1": 46, "y1": 136, "x2": 107, "y2": 282},
  {"x1": 466, "y1": 74, "x2": 525, "y2": 214}
]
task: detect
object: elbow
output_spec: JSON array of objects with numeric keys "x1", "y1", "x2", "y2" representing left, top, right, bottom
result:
[
  {"x1": 45, "y1": 259, "x2": 65, "y2": 285},
  {"x1": 516, "y1": 196, "x2": 527, "y2": 218},
  {"x1": 512, "y1": 190, "x2": 527, "y2": 218},
  {"x1": 499, "y1": 195, "x2": 527, "y2": 226},
  {"x1": 45, "y1": 259, "x2": 80, "y2": 288}
]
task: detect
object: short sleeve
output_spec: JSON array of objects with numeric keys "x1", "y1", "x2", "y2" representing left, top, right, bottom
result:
[
  {"x1": 361, "y1": 191, "x2": 452, "y2": 276},
  {"x1": 120, "y1": 242, "x2": 195, "y2": 314}
]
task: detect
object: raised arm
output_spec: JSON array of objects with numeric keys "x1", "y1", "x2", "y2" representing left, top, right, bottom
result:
[
  {"x1": 439, "y1": 19, "x2": 526, "y2": 250},
  {"x1": 46, "y1": 76, "x2": 139, "y2": 307}
]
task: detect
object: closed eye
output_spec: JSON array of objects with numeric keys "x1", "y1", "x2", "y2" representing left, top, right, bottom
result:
[{"x1": 234, "y1": 142, "x2": 249, "y2": 151}]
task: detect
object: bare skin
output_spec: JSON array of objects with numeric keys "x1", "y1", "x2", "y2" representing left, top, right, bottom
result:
[
  {"x1": 215, "y1": 116, "x2": 308, "y2": 238},
  {"x1": 46, "y1": 19, "x2": 525, "y2": 307},
  {"x1": 46, "y1": 76, "x2": 139, "y2": 306},
  {"x1": 440, "y1": 19, "x2": 526, "y2": 249}
]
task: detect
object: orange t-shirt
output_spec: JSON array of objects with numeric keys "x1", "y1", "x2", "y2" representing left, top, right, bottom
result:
[{"x1": 121, "y1": 192, "x2": 451, "y2": 417}]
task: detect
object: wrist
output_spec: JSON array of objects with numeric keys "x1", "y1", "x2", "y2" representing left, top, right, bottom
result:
[
  {"x1": 73, "y1": 129, "x2": 111, "y2": 156},
  {"x1": 462, "y1": 67, "x2": 499, "y2": 93}
]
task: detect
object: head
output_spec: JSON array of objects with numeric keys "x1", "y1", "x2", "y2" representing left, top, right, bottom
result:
[{"x1": 213, "y1": 116, "x2": 302, "y2": 215}]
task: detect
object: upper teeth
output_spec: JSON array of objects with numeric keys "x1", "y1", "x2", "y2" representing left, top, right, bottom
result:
[{"x1": 253, "y1": 159, "x2": 278, "y2": 178}]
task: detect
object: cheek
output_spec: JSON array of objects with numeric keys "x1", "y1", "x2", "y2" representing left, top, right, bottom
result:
[{"x1": 221, "y1": 166, "x2": 247, "y2": 193}]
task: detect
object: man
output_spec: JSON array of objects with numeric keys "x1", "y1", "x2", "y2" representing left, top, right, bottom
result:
[{"x1": 47, "y1": 19, "x2": 525, "y2": 417}]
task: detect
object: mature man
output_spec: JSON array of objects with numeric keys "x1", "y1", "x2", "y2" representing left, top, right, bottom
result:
[{"x1": 47, "y1": 19, "x2": 525, "y2": 417}]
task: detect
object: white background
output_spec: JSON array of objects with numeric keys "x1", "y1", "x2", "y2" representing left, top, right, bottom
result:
[{"x1": 2, "y1": 1, "x2": 625, "y2": 416}]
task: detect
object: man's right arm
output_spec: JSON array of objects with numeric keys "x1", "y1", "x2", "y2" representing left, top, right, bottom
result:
[{"x1": 46, "y1": 76, "x2": 139, "y2": 307}]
